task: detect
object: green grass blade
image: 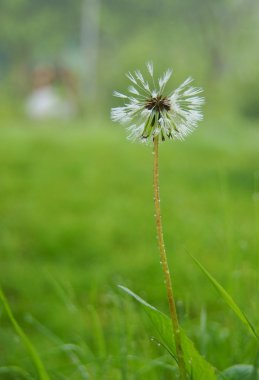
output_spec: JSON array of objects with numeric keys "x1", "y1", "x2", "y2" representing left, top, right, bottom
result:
[
  {"x1": 118, "y1": 285, "x2": 217, "y2": 380},
  {"x1": 0, "y1": 288, "x2": 50, "y2": 380},
  {"x1": 191, "y1": 256, "x2": 259, "y2": 342},
  {"x1": 0, "y1": 366, "x2": 34, "y2": 379},
  {"x1": 218, "y1": 364, "x2": 259, "y2": 380}
]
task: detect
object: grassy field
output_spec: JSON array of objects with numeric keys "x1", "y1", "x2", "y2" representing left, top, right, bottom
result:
[{"x1": 0, "y1": 114, "x2": 258, "y2": 379}]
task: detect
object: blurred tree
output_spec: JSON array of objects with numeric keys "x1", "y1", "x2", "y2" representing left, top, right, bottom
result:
[
  {"x1": 0, "y1": 0, "x2": 80, "y2": 64},
  {"x1": 176, "y1": 0, "x2": 259, "y2": 81},
  {"x1": 81, "y1": 0, "x2": 101, "y2": 100}
]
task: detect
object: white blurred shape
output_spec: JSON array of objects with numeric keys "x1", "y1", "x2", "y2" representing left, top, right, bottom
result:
[{"x1": 25, "y1": 85, "x2": 75, "y2": 120}]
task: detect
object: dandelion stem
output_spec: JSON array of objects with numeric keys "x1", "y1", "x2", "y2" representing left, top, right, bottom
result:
[{"x1": 153, "y1": 135, "x2": 187, "y2": 380}]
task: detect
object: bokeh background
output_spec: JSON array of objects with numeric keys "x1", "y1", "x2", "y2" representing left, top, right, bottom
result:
[{"x1": 0, "y1": 1, "x2": 258, "y2": 379}]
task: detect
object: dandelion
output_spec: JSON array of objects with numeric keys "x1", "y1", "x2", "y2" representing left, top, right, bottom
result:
[
  {"x1": 112, "y1": 63, "x2": 204, "y2": 380},
  {"x1": 111, "y1": 62, "x2": 204, "y2": 143}
]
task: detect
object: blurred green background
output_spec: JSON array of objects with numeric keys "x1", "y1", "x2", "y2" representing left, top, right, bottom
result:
[{"x1": 0, "y1": 1, "x2": 258, "y2": 379}]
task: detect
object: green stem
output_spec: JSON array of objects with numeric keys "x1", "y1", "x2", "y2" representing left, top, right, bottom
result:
[
  {"x1": 0, "y1": 288, "x2": 50, "y2": 380},
  {"x1": 153, "y1": 136, "x2": 187, "y2": 380}
]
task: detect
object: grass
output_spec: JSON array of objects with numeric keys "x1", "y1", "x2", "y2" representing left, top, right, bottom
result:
[{"x1": 0, "y1": 114, "x2": 258, "y2": 379}]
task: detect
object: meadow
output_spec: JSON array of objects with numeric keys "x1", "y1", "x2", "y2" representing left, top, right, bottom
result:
[{"x1": 0, "y1": 113, "x2": 258, "y2": 379}]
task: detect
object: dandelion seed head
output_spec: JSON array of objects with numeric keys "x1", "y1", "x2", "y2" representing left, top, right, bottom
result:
[
  {"x1": 147, "y1": 61, "x2": 154, "y2": 77},
  {"x1": 128, "y1": 86, "x2": 139, "y2": 95},
  {"x1": 111, "y1": 62, "x2": 204, "y2": 143}
]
